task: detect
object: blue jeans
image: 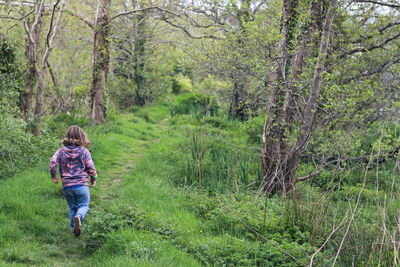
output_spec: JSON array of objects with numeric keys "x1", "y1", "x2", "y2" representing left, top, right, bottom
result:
[{"x1": 63, "y1": 186, "x2": 90, "y2": 230}]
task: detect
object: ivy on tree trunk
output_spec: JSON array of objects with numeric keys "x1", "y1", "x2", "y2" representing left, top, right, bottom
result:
[
  {"x1": 261, "y1": 0, "x2": 338, "y2": 194},
  {"x1": 91, "y1": 0, "x2": 111, "y2": 125}
]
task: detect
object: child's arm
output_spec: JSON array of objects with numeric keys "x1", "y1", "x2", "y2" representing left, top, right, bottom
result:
[
  {"x1": 83, "y1": 148, "x2": 97, "y2": 186},
  {"x1": 49, "y1": 149, "x2": 61, "y2": 183}
]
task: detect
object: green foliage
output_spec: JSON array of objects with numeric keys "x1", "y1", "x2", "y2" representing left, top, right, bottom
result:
[
  {"x1": 201, "y1": 116, "x2": 230, "y2": 129},
  {"x1": 108, "y1": 77, "x2": 136, "y2": 110},
  {"x1": 183, "y1": 234, "x2": 317, "y2": 266},
  {"x1": 2, "y1": 0, "x2": 400, "y2": 263},
  {"x1": 186, "y1": 192, "x2": 311, "y2": 244},
  {"x1": 171, "y1": 75, "x2": 194, "y2": 94},
  {"x1": 168, "y1": 114, "x2": 198, "y2": 126},
  {"x1": 155, "y1": 129, "x2": 263, "y2": 193},
  {"x1": 47, "y1": 112, "x2": 91, "y2": 138},
  {"x1": 0, "y1": 39, "x2": 55, "y2": 179},
  {"x1": 132, "y1": 104, "x2": 170, "y2": 124},
  {"x1": 242, "y1": 115, "x2": 265, "y2": 144},
  {"x1": 2, "y1": 102, "x2": 400, "y2": 266},
  {"x1": 0, "y1": 39, "x2": 21, "y2": 107},
  {"x1": 170, "y1": 93, "x2": 219, "y2": 118},
  {"x1": 0, "y1": 115, "x2": 53, "y2": 179},
  {"x1": 196, "y1": 74, "x2": 231, "y2": 97},
  {"x1": 85, "y1": 205, "x2": 177, "y2": 253},
  {"x1": 357, "y1": 122, "x2": 400, "y2": 159}
]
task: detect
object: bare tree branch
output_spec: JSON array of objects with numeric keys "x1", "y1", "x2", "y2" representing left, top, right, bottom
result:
[
  {"x1": 22, "y1": 19, "x2": 34, "y2": 44},
  {"x1": 0, "y1": 1, "x2": 95, "y2": 28},
  {"x1": 0, "y1": 9, "x2": 34, "y2": 20},
  {"x1": 354, "y1": 0, "x2": 400, "y2": 8},
  {"x1": 352, "y1": 19, "x2": 400, "y2": 44},
  {"x1": 0, "y1": 0, "x2": 35, "y2": 7},
  {"x1": 309, "y1": 218, "x2": 346, "y2": 266},
  {"x1": 64, "y1": 9, "x2": 94, "y2": 28},
  {"x1": 30, "y1": 0, "x2": 44, "y2": 37},
  {"x1": 110, "y1": 6, "x2": 179, "y2": 21},
  {"x1": 340, "y1": 31, "x2": 400, "y2": 59},
  {"x1": 162, "y1": 17, "x2": 222, "y2": 40}
]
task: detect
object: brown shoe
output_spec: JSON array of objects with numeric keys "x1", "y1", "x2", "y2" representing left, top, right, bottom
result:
[{"x1": 73, "y1": 216, "x2": 81, "y2": 236}]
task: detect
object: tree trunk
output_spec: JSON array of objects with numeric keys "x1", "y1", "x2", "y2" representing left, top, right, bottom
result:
[
  {"x1": 91, "y1": 0, "x2": 111, "y2": 125},
  {"x1": 291, "y1": 0, "x2": 338, "y2": 153},
  {"x1": 229, "y1": 76, "x2": 248, "y2": 120},
  {"x1": 21, "y1": 3, "x2": 44, "y2": 116},
  {"x1": 133, "y1": 12, "x2": 148, "y2": 106},
  {"x1": 284, "y1": 0, "x2": 323, "y2": 126},
  {"x1": 229, "y1": 0, "x2": 251, "y2": 120},
  {"x1": 22, "y1": 54, "x2": 36, "y2": 115},
  {"x1": 47, "y1": 62, "x2": 62, "y2": 113},
  {"x1": 261, "y1": 0, "x2": 297, "y2": 194},
  {"x1": 261, "y1": 0, "x2": 338, "y2": 194},
  {"x1": 32, "y1": 69, "x2": 46, "y2": 135},
  {"x1": 32, "y1": 0, "x2": 65, "y2": 136}
]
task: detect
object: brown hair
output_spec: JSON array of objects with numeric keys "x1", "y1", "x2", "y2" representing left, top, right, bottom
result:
[{"x1": 63, "y1": 125, "x2": 91, "y2": 147}]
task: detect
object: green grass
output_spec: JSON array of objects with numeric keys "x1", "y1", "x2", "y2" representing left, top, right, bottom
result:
[
  {"x1": 0, "y1": 104, "x2": 324, "y2": 266},
  {"x1": 5, "y1": 103, "x2": 394, "y2": 266},
  {"x1": 0, "y1": 104, "x2": 314, "y2": 266},
  {"x1": 0, "y1": 105, "x2": 198, "y2": 266}
]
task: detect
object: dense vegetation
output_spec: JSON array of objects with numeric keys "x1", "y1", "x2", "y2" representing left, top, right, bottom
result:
[{"x1": 1, "y1": 0, "x2": 400, "y2": 266}]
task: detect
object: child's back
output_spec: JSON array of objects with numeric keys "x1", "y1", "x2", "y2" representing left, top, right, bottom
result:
[
  {"x1": 49, "y1": 125, "x2": 97, "y2": 236},
  {"x1": 50, "y1": 145, "x2": 96, "y2": 188}
]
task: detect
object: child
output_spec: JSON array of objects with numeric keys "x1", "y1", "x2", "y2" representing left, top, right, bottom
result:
[{"x1": 49, "y1": 125, "x2": 97, "y2": 236}]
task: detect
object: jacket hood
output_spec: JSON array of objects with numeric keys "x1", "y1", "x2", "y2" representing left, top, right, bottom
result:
[{"x1": 62, "y1": 145, "x2": 83, "y2": 160}]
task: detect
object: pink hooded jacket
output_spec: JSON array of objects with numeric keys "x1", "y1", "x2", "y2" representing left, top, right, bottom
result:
[{"x1": 49, "y1": 145, "x2": 97, "y2": 188}]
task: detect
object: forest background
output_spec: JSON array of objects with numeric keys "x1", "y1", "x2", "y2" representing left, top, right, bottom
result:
[{"x1": 1, "y1": 0, "x2": 400, "y2": 266}]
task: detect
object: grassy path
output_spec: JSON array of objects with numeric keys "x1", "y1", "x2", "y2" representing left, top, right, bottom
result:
[{"x1": 0, "y1": 106, "x2": 200, "y2": 266}]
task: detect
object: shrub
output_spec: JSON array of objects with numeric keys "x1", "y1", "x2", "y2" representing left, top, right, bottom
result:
[
  {"x1": 0, "y1": 39, "x2": 56, "y2": 179},
  {"x1": 0, "y1": 114, "x2": 56, "y2": 179},
  {"x1": 0, "y1": 39, "x2": 21, "y2": 106},
  {"x1": 183, "y1": 234, "x2": 318, "y2": 266},
  {"x1": 166, "y1": 131, "x2": 263, "y2": 193},
  {"x1": 170, "y1": 93, "x2": 219, "y2": 118},
  {"x1": 108, "y1": 77, "x2": 136, "y2": 110},
  {"x1": 171, "y1": 75, "x2": 193, "y2": 94},
  {"x1": 201, "y1": 116, "x2": 230, "y2": 129},
  {"x1": 85, "y1": 205, "x2": 178, "y2": 252},
  {"x1": 47, "y1": 112, "x2": 90, "y2": 138},
  {"x1": 196, "y1": 74, "x2": 231, "y2": 96},
  {"x1": 168, "y1": 114, "x2": 197, "y2": 126},
  {"x1": 242, "y1": 115, "x2": 265, "y2": 144}
]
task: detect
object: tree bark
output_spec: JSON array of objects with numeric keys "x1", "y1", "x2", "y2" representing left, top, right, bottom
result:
[
  {"x1": 22, "y1": 48, "x2": 36, "y2": 115},
  {"x1": 261, "y1": 0, "x2": 298, "y2": 194},
  {"x1": 47, "y1": 61, "x2": 63, "y2": 113},
  {"x1": 284, "y1": 0, "x2": 323, "y2": 126},
  {"x1": 32, "y1": 0, "x2": 65, "y2": 136},
  {"x1": 133, "y1": 12, "x2": 148, "y2": 106},
  {"x1": 261, "y1": 0, "x2": 338, "y2": 194},
  {"x1": 291, "y1": 0, "x2": 338, "y2": 154},
  {"x1": 229, "y1": 0, "x2": 251, "y2": 120},
  {"x1": 91, "y1": 0, "x2": 111, "y2": 125},
  {"x1": 21, "y1": 2, "x2": 44, "y2": 116},
  {"x1": 65, "y1": 2, "x2": 163, "y2": 122}
]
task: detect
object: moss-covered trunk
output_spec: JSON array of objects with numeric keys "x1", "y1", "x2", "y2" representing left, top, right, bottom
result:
[
  {"x1": 133, "y1": 13, "x2": 148, "y2": 106},
  {"x1": 261, "y1": 0, "x2": 338, "y2": 194},
  {"x1": 91, "y1": 0, "x2": 111, "y2": 125},
  {"x1": 21, "y1": 6, "x2": 44, "y2": 117}
]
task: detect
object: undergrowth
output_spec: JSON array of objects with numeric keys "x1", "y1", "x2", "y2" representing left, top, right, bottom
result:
[{"x1": 1, "y1": 101, "x2": 400, "y2": 266}]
